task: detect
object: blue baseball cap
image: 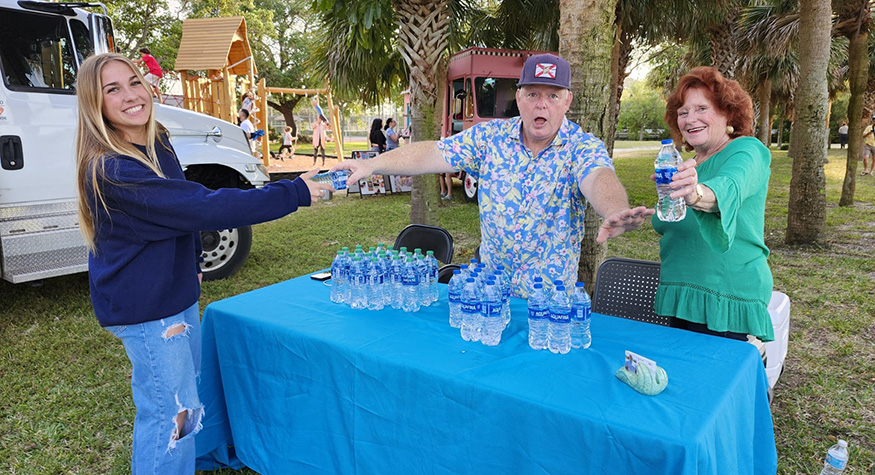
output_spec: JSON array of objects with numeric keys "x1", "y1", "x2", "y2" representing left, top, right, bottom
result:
[{"x1": 517, "y1": 53, "x2": 571, "y2": 89}]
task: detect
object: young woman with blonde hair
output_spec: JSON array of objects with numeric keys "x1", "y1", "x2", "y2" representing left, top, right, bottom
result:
[{"x1": 76, "y1": 53, "x2": 330, "y2": 473}]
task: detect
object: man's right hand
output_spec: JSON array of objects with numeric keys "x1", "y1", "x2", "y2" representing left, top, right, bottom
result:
[{"x1": 330, "y1": 159, "x2": 375, "y2": 187}]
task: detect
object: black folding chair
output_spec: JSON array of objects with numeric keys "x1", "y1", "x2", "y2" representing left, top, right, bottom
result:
[
  {"x1": 393, "y1": 224, "x2": 454, "y2": 264},
  {"x1": 437, "y1": 264, "x2": 461, "y2": 284},
  {"x1": 592, "y1": 257, "x2": 670, "y2": 326}
]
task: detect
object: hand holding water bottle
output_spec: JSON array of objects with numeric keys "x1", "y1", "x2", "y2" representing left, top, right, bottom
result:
[{"x1": 300, "y1": 168, "x2": 336, "y2": 201}]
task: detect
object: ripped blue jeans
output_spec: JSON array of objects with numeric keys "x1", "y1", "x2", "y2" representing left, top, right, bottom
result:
[{"x1": 106, "y1": 303, "x2": 203, "y2": 474}]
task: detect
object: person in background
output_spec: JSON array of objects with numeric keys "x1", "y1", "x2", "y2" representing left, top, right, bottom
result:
[
  {"x1": 133, "y1": 47, "x2": 163, "y2": 98},
  {"x1": 332, "y1": 53, "x2": 652, "y2": 296},
  {"x1": 279, "y1": 126, "x2": 296, "y2": 160},
  {"x1": 238, "y1": 108, "x2": 256, "y2": 153},
  {"x1": 75, "y1": 53, "x2": 330, "y2": 474},
  {"x1": 862, "y1": 114, "x2": 875, "y2": 175},
  {"x1": 384, "y1": 117, "x2": 400, "y2": 151},
  {"x1": 313, "y1": 116, "x2": 329, "y2": 166},
  {"x1": 838, "y1": 120, "x2": 848, "y2": 149},
  {"x1": 241, "y1": 92, "x2": 254, "y2": 113},
  {"x1": 369, "y1": 118, "x2": 386, "y2": 153},
  {"x1": 439, "y1": 172, "x2": 454, "y2": 201},
  {"x1": 655, "y1": 66, "x2": 774, "y2": 343}
]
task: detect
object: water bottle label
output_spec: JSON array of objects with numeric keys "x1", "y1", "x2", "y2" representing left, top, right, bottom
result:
[
  {"x1": 482, "y1": 303, "x2": 502, "y2": 318},
  {"x1": 448, "y1": 291, "x2": 461, "y2": 303},
  {"x1": 825, "y1": 453, "x2": 847, "y2": 469},
  {"x1": 549, "y1": 310, "x2": 570, "y2": 323},
  {"x1": 571, "y1": 305, "x2": 591, "y2": 322},
  {"x1": 654, "y1": 167, "x2": 677, "y2": 185},
  {"x1": 461, "y1": 302, "x2": 481, "y2": 313},
  {"x1": 402, "y1": 274, "x2": 419, "y2": 286},
  {"x1": 528, "y1": 308, "x2": 548, "y2": 320},
  {"x1": 371, "y1": 275, "x2": 383, "y2": 285}
]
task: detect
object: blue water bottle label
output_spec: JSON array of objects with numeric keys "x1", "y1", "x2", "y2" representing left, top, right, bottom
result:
[
  {"x1": 549, "y1": 309, "x2": 570, "y2": 323},
  {"x1": 402, "y1": 274, "x2": 418, "y2": 286},
  {"x1": 655, "y1": 167, "x2": 677, "y2": 185},
  {"x1": 448, "y1": 291, "x2": 461, "y2": 303},
  {"x1": 572, "y1": 305, "x2": 591, "y2": 322},
  {"x1": 528, "y1": 308, "x2": 548, "y2": 320},
  {"x1": 825, "y1": 453, "x2": 847, "y2": 469},
  {"x1": 483, "y1": 303, "x2": 501, "y2": 318},
  {"x1": 461, "y1": 302, "x2": 480, "y2": 313}
]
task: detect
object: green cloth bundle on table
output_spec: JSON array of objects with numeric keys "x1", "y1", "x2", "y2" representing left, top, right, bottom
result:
[{"x1": 616, "y1": 363, "x2": 669, "y2": 396}]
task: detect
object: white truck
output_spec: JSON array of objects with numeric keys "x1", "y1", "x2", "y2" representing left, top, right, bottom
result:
[{"x1": 0, "y1": 0, "x2": 271, "y2": 283}]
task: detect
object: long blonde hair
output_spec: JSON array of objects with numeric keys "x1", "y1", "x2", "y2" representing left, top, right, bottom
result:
[{"x1": 76, "y1": 53, "x2": 168, "y2": 252}]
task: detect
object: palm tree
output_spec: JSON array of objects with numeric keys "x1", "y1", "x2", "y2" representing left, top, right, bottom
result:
[
  {"x1": 786, "y1": 0, "x2": 831, "y2": 244},
  {"x1": 557, "y1": 0, "x2": 618, "y2": 292}
]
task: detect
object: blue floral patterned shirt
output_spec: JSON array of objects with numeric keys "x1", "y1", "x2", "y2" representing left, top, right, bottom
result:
[{"x1": 437, "y1": 117, "x2": 614, "y2": 297}]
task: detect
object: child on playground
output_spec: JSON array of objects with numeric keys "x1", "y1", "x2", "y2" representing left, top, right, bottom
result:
[
  {"x1": 133, "y1": 47, "x2": 163, "y2": 98},
  {"x1": 75, "y1": 52, "x2": 331, "y2": 474}
]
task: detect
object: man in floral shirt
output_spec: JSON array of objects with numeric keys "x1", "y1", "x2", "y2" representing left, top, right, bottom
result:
[{"x1": 333, "y1": 54, "x2": 653, "y2": 297}]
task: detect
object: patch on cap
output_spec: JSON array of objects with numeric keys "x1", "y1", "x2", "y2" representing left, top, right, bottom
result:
[{"x1": 534, "y1": 63, "x2": 557, "y2": 79}]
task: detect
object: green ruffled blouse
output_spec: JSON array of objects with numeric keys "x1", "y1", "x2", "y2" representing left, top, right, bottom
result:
[{"x1": 652, "y1": 137, "x2": 774, "y2": 342}]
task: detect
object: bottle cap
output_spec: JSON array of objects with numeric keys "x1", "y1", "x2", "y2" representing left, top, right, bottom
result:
[
  {"x1": 453, "y1": 270, "x2": 461, "y2": 274},
  {"x1": 576, "y1": 282, "x2": 585, "y2": 287},
  {"x1": 661, "y1": 139, "x2": 673, "y2": 144},
  {"x1": 838, "y1": 440, "x2": 848, "y2": 447}
]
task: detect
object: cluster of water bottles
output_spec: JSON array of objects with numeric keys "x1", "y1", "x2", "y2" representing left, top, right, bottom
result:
[
  {"x1": 526, "y1": 277, "x2": 592, "y2": 354},
  {"x1": 329, "y1": 244, "x2": 440, "y2": 312},
  {"x1": 445, "y1": 260, "x2": 512, "y2": 346}
]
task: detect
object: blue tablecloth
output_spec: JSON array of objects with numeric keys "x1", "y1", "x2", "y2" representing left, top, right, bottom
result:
[{"x1": 196, "y1": 275, "x2": 777, "y2": 474}]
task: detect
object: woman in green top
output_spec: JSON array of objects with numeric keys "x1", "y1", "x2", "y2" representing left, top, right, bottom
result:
[{"x1": 654, "y1": 66, "x2": 774, "y2": 342}]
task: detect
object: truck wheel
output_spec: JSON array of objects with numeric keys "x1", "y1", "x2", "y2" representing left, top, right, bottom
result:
[
  {"x1": 200, "y1": 225, "x2": 252, "y2": 281},
  {"x1": 463, "y1": 172, "x2": 478, "y2": 203}
]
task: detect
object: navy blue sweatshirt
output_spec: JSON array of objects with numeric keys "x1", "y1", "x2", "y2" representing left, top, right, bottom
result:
[{"x1": 88, "y1": 137, "x2": 311, "y2": 327}]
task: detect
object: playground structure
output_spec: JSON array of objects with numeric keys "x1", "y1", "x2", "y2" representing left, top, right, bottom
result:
[{"x1": 174, "y1": 16, "x2": 343, "y2": 167}]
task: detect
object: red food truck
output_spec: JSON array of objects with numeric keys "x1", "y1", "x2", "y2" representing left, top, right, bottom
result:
[{"x1": 441, "y1": 47, "x2": 553, "y2": 202}]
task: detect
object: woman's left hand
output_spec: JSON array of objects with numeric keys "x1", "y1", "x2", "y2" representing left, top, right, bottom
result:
[{"x1": 669, "y1": 158, "x2": 699, "y2": 201}]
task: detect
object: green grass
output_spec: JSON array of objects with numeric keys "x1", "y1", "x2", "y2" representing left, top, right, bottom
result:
[{"x1": 1, "y1": 146, "x2": 873, "y2": 474}]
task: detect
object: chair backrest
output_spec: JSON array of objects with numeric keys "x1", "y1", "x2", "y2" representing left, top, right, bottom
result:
[
  {"x1": 393, "y1": 224, "x2": 454, "y2": 264},
  {"x1": 592, "y1": 257, "x2": 670, "y2": 326},
  {"x1": 438, "y1": 264, "x2": 461, "y2": 284}
]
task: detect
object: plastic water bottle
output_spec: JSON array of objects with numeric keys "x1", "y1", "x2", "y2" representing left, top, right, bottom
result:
[
  {"x1": 494, "y1": 266, "x2": 511, "y2": 325},
  {"x1": 366, "y1": 256, "x2": 384, "y2": 310},
  {"x1": 460, "y1": 278, "x2": 481, "y2": 342},
  {"x1": 330, "y1": 251, "x2": 345, "y2": 303},
  {"x1": 348, "y1": 256, "x2": 366, "y2": 309},
  {"x1": 655, "y1": 139, "x2": 686, "y2": 222},
  {"x1": 447, "y1": 270, "x2": 463, "y2": 328},
  {"x1": 527, "y1": 283, "x2": 548, "y2": 350},
  {"x1": 820, "y1": 440, "x2": 849, "y2": 475},
  {"x1": 570, "y1": 282, "x2": 592, "y2": 349},
  {"x1": 311, "y1": 170, "x2": 351, "y2": 190},
  {"x1": 401, "y1": 256, "x2": 421, "y2": 312},
  {"x1": 389, "y1": 255, "x2": 404, "y2": 309},
  {"x1": 425, "y1": 250, "x2": 440, "y2": 304},
  {"x1": 480, "y1": 280, "x2": 504, "y2": 346},
  {"x1": 547, "y1": 285, "x2": 571, "y2": 354}
]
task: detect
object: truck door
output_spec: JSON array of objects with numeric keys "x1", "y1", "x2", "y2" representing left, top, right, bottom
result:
[{"x1": 0, "y1": 7, "x2": 81, "y2": 205}]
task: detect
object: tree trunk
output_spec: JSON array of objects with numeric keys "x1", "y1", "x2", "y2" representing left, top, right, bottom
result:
[
  {"x1": 268, "y1": 96, "x2": 304, "y2": 136},
  {"x1": 757, "y1": 77, "x2": 771, "y2": 146},
  {"x1": 840, "y1": 27, "x2": 869, "y2": 206},
  {"x1": 707, "y1": 8, "x2": 739, "y2": 79},
  {"x1": 786, "y1": 0, "x2": 830, "y2": 245},
  {"x1": 559, "y1": 0, "x2": 617, "y2": 295},
  {"x1": 395, "y1": 0, "x2": 450, "y2": 225},
  {"x1": 606, "y1": 27, "x2": 632, "y2": 156}
]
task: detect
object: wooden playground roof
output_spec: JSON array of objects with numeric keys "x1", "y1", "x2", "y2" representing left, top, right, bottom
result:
[{"x1": 175, "y1": 16, "x2": 256, "y2": 75}]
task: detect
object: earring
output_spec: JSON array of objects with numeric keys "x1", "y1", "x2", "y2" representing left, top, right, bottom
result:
[{"x1": 726, "y1": 125, "x2": 735, "y2": 135}]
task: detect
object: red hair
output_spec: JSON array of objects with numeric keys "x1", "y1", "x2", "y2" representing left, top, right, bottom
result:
[{"x1": 664, "y1": 66, "x2": 754, "y2": 151}]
